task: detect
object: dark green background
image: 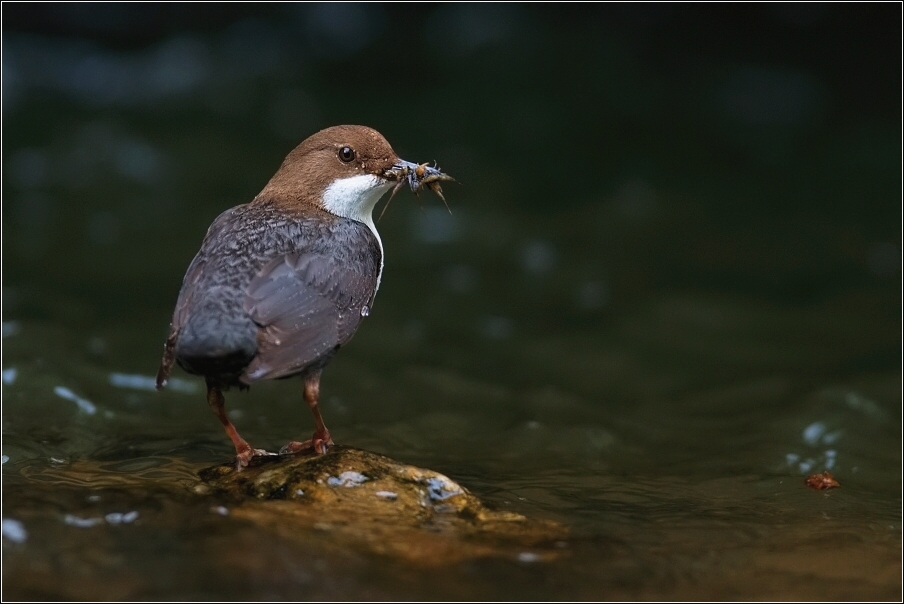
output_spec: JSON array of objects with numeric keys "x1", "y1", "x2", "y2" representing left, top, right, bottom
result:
[{"x1": 2, "y1": 3, "x2": 901, "y2": 600}]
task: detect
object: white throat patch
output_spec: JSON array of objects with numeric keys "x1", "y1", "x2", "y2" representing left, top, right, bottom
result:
[{"x1": 321, "y1": 174, "x2": 392, "y2": 293}]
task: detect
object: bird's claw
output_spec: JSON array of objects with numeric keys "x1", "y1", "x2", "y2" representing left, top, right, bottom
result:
[
  {"x1": 279, "y1": 432, "x2": 333, "y2": 456},
  {"x1": 234, "y1": 447, "x2": 277, "y2": 471}
]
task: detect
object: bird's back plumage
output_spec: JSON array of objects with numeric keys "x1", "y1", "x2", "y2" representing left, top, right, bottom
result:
[{"x1": 157, "y1": 198, "x2": 381, "y2": 389}]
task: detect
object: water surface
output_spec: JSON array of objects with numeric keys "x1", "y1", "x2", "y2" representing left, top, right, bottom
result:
[{"x1": 3, "y1": 5, "x2": 900, "y2": 600}]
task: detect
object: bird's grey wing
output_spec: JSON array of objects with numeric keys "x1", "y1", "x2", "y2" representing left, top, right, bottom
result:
[{"x1": 241, "y1": 251, "x2": 376, "y2": 383}]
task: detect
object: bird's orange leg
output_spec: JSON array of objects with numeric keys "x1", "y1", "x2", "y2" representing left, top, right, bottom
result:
[
  {"x1": 206, "y1": 380, "x2": 272, "y2": 470},
  {"x1": 279, "y1": 371, "x2": 334, "y2": 456}
]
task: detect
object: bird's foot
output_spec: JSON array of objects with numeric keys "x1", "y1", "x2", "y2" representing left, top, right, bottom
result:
[
  {"x1": 279, "y1": 431, "x2": 333, "y2": 456},
  {"x1": 234, "y1": 445, "x2": 277, "y2": 471}
]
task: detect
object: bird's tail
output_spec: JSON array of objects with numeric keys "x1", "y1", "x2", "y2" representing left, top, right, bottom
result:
[{"x1": 155, "y1": 330, "x2": 177, "y2": 390}]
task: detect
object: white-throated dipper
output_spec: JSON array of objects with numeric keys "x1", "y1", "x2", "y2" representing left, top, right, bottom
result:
[{"x1": 155, "y1": 125, "x2": 453, "y2": 469}]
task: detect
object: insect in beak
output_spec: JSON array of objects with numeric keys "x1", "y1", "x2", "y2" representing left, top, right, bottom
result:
[{"x1": 379, "y1": 160, "x2": 456, "y2": 221}]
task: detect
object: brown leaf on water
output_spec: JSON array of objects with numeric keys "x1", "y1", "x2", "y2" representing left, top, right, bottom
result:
[{"x1": 805, "y1": 470, "x2": 840, "y2": 490}]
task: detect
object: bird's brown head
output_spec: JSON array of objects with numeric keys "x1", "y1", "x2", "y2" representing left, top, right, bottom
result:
[{"x1": 256, "y1": 125, "x2": 453, "y2": 227}]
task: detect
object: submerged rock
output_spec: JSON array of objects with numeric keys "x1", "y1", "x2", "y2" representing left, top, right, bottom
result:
[{"x1": 197, "y1": 446, "x2": 566, "y2": 565}]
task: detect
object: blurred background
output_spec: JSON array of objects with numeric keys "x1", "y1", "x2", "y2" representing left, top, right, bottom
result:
[{"x1": 2, "y1": 3, "x2": 901, "y2": 600}]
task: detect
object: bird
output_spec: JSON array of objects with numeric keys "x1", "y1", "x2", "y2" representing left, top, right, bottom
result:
[{"x1": 155, "y1": 125, "x2": 453, "y2": 470}]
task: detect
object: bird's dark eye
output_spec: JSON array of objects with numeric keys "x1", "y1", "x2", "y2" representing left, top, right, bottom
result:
[{"x1": 338, "y1": 146, "x2": 356, "y2": 163}]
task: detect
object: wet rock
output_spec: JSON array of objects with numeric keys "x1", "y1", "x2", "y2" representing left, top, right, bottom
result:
[{"x1": 198, "y1": 446, "x2": 566, "y2": 565}]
